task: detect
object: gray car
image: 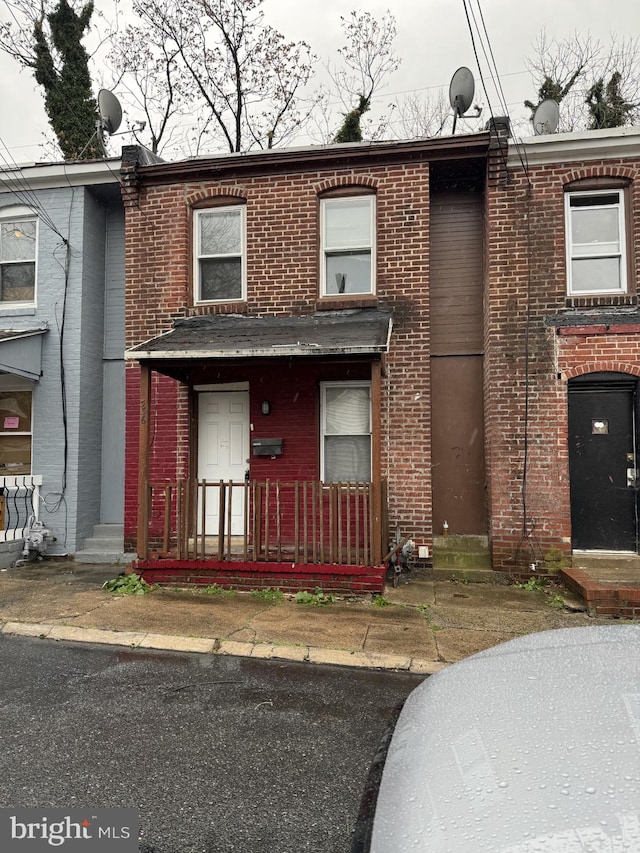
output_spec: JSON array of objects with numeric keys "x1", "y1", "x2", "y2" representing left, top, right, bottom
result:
[{"x1": 352, "y1": 625, "x2": 640, "y2": 852}]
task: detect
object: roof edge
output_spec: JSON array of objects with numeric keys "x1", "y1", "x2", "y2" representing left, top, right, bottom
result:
[
  {"x1": 129, "y1": 133, "x2": 492, "y2": 184},
  {"x1": 508, "y1": 124, "x2": 640, "y2": 168}
]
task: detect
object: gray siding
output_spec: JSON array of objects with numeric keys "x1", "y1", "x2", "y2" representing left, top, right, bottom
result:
[
  {"x1": 73, "y1": 189, "x2": 107, "y2": 543},
  {"x1": 0, "y1": 182, "x2": 124, "y2": 554},
  {"x1": 5, "y1": 188, "x2": 84, "y2": 553},
  {"x1": 101, "y1": 204, "x2": 125, "y2": 521}
]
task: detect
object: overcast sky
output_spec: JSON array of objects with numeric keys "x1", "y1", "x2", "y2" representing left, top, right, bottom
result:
[{"x1": 0, "y1": 0, "x2": 638, "y2": 164}]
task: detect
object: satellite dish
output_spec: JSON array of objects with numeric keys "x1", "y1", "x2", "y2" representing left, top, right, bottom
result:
[
  {"x1": 532, "y1": 99, "x2": 559, "y2": 136},
  {"x1": 449, "y1": 66, "x2": 475, "y2": 133},
  {"x1": 98, "y1": 89, "x2": 123, "y2": 135}
]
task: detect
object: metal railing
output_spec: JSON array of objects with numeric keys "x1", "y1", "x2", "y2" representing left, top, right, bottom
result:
[
  {"x1": 142, "y1": 479, "x2": 385, "y2": 566},
  {"x1": 0, "y1": 475, "x2": 42, "y2": 542}
]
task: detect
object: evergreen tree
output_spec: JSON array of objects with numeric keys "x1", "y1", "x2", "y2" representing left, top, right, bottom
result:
[
  {"x1": 33, "y1": 0, "x2": 101, "y2": 160},
  {"x1": 586, "y1": 72, "x2": 636, "y2": 129},
  {"x1": 524, "y1": 70, "x2": 582, "y2": 121},
  {"x1": 334, "y1": 95, "x2": 370, "y2": 143}
]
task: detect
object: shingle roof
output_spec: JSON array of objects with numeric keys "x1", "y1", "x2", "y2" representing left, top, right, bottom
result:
[{"x1": 126, "y1": 309, "x2": 392, "y2": 361}]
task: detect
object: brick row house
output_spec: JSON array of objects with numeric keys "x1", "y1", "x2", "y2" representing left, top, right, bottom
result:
[
  {"x1": 488, "y1": 126, "x2": 640, "y2": 588},
  {"x1": 121, "y1": 123, "x2": 640, "y2": 593}
]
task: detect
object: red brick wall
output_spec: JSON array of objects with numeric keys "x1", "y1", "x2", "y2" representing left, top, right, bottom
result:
[
  {"x1": 123, "y1": 162, "x2": 432, "y2": 551},
  {"x1": 485, "y1": 155, "x2": 640, "y2": 570},
  {"x1": 125, "y1": 141, "x2": 640, "y2": 572},
  {"x1": 124, "y1": 365, "x2": 185, "y2": 549}
]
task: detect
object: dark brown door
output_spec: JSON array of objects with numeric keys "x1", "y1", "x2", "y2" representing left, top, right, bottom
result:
[
  {"x1": 430, "y1": 190, "x2": 486, "y2": 535},
  {"x1": 568, "y1": 373, "x2": 638, "y2": 551},
  {"x1": 431, "y1": 356, "x2": 487, "y2": 535}
]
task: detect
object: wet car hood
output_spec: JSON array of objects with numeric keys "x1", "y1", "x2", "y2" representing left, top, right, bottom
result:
[{"x1": 368, "y1": 625, "x2": 640, "y2": 852}]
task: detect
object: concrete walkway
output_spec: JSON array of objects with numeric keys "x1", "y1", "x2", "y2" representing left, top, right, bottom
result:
[{"x1": 0, "y1": 561, "x2": 618, "y2": 672}]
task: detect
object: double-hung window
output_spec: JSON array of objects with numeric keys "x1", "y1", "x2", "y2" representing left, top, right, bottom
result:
[
  {"x1": 321, "y1": 382, "x2": 371, "y2": 482},
  {"x1": 194, "y1": 206, "x2": 245, "y2": 303},
  {"x1": 565, "y1": 190, "x2": 626, "y2": 295},
  {"x1": 0, "y1": 213, "x2": 36, "y2": 304},
  {"x1": 321, "y1": 196, "x2": 375, "y2": 296}
]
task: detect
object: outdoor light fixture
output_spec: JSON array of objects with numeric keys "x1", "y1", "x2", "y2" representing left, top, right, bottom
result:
[{"x1": 261, "y1": 401, "x2": 271, "y2": 415}]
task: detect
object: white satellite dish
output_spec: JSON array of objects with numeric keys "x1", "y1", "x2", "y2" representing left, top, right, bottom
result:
[
  {"x1": 98, "y1": 89, "x2": 123, "y2": 135},
  {"x1": 449, "y1": 67, "x2": 475, "y2": 133},
  {"x1": 532, "y1": 99, "x2": 559, "y2": 136}
]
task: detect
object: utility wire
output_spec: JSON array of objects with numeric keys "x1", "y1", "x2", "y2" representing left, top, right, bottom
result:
[{"x1": 0, "y1": 136, "x2": 69, "y2": 241}]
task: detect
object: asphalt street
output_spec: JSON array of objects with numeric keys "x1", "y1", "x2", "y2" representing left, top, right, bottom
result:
[{"x1": 0, "y1": 633, "x2": 423, "y2": 853}]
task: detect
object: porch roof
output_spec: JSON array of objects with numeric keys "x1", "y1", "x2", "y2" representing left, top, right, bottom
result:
[
  {"x1": 125, "y1": 309, "x2": 393, "y2": 361},
  {"x1": 0, "y1": 327, "x2": 47, "y2": 380}
]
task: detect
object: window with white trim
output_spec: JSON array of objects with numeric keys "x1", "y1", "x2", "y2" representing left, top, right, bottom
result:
[
  {"x1": 0, "y1": 388, "x2": 32, "y2": 474},
  {"x1": 0, "y1": 211, "x2": 37, "y2": 304},
  {"x1": 321, "y1": 196, "x2": 375, "y2": 296},
  {"x1": 194, "y1": 206, "x2": 245, "y2": 303},
  {"x1": 321, "y1": 382, "x2": 371, "y2": 482},
  {"x1": 565, "y1": 190, "x2": 626, "y2": 295}
]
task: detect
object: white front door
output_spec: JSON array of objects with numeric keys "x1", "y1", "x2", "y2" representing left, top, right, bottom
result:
[{"x1": 197, "y1": 391, "x2": 250, "y2": 535}]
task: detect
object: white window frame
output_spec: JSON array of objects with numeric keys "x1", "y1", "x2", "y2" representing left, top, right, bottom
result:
[
  {"x1": 565, "y1": 189, "x2": 627, "y2": 296},
  {"x1": 320, "y1": 195, "x2": 375, "y2": 297},
  {"x1": 194, "y1": 205, "x2": 246, "y2": 304},
  {"x1": 320, "y1": 381, "x2": 372, "y2": 483},
  {"x1": 0, "y1": 206, "x2": 38, "y2": 307}
]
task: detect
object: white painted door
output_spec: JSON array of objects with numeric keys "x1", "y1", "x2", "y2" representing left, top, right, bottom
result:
[{"x1": 197, "y1": 391, "x2": 250, "y2": 535}]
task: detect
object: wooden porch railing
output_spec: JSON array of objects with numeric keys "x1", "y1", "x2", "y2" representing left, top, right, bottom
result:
[{"x1": 140, "y1": 479, "x2": 386, "y2": 566}]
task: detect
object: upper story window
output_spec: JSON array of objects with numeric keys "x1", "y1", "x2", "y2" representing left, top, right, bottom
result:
[
  {"x1": 194, "y1": 205, "x2": 245, "y2": 303},
  {"x1": 321, "y1": 196, "x2": 375, "y2": 296},
  {"x1": 565, "y1": 190, "x2": 626, "y2": 295},
  {"x1": 0, "y1": 212, "x2": 37, "y2": 305}
]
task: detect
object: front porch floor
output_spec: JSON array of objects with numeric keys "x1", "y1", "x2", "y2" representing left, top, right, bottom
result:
[
  {"x1": 561, "y1": 554, "x2": 640, "y2": 617},
  {"x1": 134, "y1": 557, "x2": 386, "y2": 595}
]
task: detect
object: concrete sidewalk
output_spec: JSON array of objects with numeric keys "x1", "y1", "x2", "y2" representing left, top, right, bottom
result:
[{"x1": 0, "y1": 561, "x2": 616, "y2": 672}]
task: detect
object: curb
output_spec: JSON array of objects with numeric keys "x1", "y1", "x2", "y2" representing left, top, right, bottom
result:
[{"x1": 0, "y1": 620, "x2": 447, "y2": 675}]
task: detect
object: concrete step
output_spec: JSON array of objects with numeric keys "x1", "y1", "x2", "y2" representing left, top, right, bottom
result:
[
  {"x1": 74, "y1": 523, "x2": 135, "y2": 566},
  {"x1": 572, "y1": 551, "x2": 640, "y2": 571},
  {"x1": 88, "y1": 523, "x2": 125, "y2": 542},
  {"x1": 74, "y1": 552, "x2": 136, "y2": 565},
  {"x1": 432, "y1": 534, "x2": 492, "y2": 571}
]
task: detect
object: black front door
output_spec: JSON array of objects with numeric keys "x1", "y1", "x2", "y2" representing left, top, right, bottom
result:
[{"x1": 568, "y1": 373, "x2": 638, "y2": 551}]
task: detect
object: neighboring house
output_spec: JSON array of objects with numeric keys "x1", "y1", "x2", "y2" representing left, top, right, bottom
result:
[
  {"x1": 0, "y1": 158, "x2": 129, "y2": 566},
  {"x1": 486, "y1": 125, "x2": 640, "y2": 576},
  {"x1": 120, "y1": 123, "x2": 640, "y2": 593}
]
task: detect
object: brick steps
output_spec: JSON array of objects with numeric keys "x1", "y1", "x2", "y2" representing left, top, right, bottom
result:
[{"x1": 560, "y1": 566, "x2": 640, "y2": 617}]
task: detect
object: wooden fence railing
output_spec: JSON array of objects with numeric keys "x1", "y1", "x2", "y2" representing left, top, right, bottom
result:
[{"x1": 141, "y1": 479, "x2": 386, "y2": 566}]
